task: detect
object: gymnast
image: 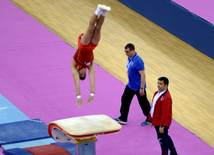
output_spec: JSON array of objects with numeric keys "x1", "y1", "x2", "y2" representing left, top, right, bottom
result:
[{"x1": 71, "y1": 4, "x2": 111, "y2": 108}]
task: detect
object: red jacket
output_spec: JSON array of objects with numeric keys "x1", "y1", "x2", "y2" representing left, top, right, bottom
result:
[{"x1": 148, "y1": 89, "x2": 172, "y2": 127}]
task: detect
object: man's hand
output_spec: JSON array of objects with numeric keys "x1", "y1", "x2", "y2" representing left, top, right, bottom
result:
[
  {"x1": 76, "y1": 98, "x2": 83, "y2": 108},
  {"x1": 139, "y1": 89, "x2": 145, "y2": 96},
  {"x1": 87, "y1": 95, "x2": 94, "y2": 104},
  {"x1": 159, "y1": 126, "x2": 164, "y2": 134}
]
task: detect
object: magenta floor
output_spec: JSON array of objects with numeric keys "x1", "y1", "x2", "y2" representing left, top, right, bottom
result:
[
  {"x1": 173, "y1": 0, "x2": 214, "y2": 24},
  {"x1": 0, "y1": 0, "x2": 214, "y2": 154}
]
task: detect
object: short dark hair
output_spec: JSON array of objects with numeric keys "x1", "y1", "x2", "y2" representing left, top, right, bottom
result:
[
  {"x1": 80, "y1": 75, "x2": 86, "y2": 80},
  {"x1": 125, "y1": 43, "x2": 135, "y2": 51},
  {"x1": 158, "y1": 77, "x2": 169, "y2": 86}
]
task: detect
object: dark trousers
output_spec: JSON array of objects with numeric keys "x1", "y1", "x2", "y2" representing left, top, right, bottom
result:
[
  {"x1": 155, "y1": 126, "x2": 178, "y2": 155},
  {"x1": 119, "y1": 85, "x2": 150, "y2": 122}
]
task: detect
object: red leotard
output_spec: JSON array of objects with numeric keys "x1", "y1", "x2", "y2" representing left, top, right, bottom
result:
[{"x1": 73, "y1": 34, "x2": 97, "y2": 69}]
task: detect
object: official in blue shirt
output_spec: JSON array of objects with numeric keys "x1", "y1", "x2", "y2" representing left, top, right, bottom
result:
[{"x1": 114, "y1": 43, "x2": 151, "y2": 125}]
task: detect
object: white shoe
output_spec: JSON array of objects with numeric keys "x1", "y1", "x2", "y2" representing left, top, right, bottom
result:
[{"x1": 98, "y1": 4, "x2": 111, "y2": 11}]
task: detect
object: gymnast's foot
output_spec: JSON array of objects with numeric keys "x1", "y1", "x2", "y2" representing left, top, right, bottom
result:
[{"x1": 98, "y1": 4, "x2": 111, "y2": 12}]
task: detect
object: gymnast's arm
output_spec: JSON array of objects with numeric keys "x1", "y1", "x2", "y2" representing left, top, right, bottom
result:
[
  {"x1": 87, "y1": 62, "x2": 95, "y2": 104},
  {"x1": 71, "y1": 58, "x2": 81, "y2": 96}
]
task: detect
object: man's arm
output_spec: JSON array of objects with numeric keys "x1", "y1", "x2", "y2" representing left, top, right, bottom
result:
[
  {"x1": 160, "y1": 97, "x2": 171, "y2": 126},
  {"x1": 71, "y1": 59, "x2": 81, "y2": 96},
  {"x1": 87, "y1": 62, "x2": 95, "y2": 104},
  {"x1": 159, "y1": 96, "x2": 172, "y2": 133},
  {"x1": 139, "y1": 70, "x2": 146, "y2": 96}
]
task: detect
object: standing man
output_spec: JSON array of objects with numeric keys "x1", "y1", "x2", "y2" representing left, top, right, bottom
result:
[
  {"x1": 71, "y1": 4, "x2": 111, "y2": 108},
  {"x1": 149, "y1": 77, "x2": 178, "y2": 155},
  {"x1": 114, "y1": 43, "x2": 151, "y2": 125}
]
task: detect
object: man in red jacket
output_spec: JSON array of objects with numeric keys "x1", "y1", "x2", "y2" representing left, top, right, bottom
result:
[{"x1": 149, "y1": 77, "x2": 178, "y2": 155}]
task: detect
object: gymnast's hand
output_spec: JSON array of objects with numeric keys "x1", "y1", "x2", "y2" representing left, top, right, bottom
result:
[
  {"x1": 76, "y1": 98, "x2": 83, "y2": 108},
  {"x1": 87, "y1": 94, "x2": 94, "y2": 104}
]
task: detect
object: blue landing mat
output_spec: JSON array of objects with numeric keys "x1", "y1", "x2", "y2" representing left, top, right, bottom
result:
[
  {"x1": 0, "y1": 119, "x2": 50, "y2": 145},
  {"x1": 3, "y1": 148, "x2": 33, "y2": 155},
  {"x1": 3, "y1": 143, "x2": 76, "y2": 155},
  {"x1": 2, "y1": 138, "x2": 55, "y2": 150}
]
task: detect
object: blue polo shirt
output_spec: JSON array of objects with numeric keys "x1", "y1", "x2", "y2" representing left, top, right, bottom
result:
[{"x1": 127, "y1": 52, "x2": 146, "y2": 91}]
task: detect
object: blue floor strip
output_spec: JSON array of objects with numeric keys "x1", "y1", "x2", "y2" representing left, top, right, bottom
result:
[
  {"x1": 0, "y1": 94, "x2": 56, "y2": 150},
  {"x1": 0, "y1": 94, "x2": 29, "y2": 124}
]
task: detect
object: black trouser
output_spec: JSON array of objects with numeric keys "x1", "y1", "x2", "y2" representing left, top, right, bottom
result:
[
  {"x1": 119, "y1": 85, "x2": 150, "y2": 122},
  {"x1": 155, "y1": 126, "x2": 178, "y2": 155}
]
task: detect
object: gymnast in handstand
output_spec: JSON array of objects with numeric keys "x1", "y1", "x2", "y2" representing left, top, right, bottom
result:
[{"x1": 71, "y1": 4, "x2": 111, "y2": 108}]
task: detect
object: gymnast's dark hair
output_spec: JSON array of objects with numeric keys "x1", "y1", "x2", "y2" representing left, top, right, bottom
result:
[
  {"x1": 158, "y1": 77, "x2": 169, "y2": 86},
  {"x1": 80, "y1": 75, "x2": 86, "y2": 80},
  {"x1": 125, "y1": 43, "x2": 135, "y2": 51}
]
